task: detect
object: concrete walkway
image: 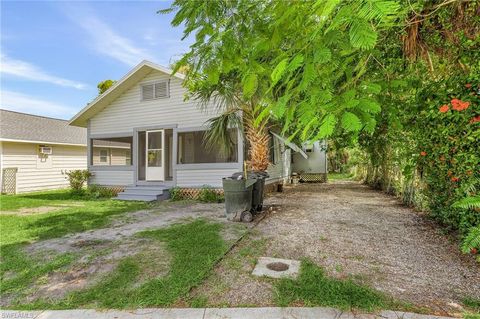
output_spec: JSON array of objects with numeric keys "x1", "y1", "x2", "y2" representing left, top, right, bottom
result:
[{"x1": 1, "y1": 308, "x2": 454, "y2": 319}]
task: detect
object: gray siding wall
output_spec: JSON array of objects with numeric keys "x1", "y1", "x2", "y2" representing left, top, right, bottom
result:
[{"x1": 89, "y1": 170, "x2": 134, "y2": 186}]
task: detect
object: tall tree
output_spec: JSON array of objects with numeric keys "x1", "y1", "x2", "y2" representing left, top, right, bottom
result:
[
  {"x1": 161, "y1": 0, "x2": 401, "y2": 170},
  {"x1": 97, "y1": 79, "x2": 116, "y2": 95}
]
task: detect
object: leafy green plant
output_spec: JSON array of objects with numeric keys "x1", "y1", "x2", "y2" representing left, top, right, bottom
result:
[
  {"x1": 460, "y1": 227, "x2": 480, "y2": 261},
  {"x1": 198, "y1": 186, "x2": 223, "y2": 203},
  {"x1": 169, "y1": 187, "x2": 184, "y2": 201},
  {"x1": 453, "y1": 196, "x2": 480, "y2": 210},
  {"x1": 65, "y1": 170, "x2": 92, "y2": 194},
  {"x1": 86, "y1": 184, "x2": 117, "y2": 199}
]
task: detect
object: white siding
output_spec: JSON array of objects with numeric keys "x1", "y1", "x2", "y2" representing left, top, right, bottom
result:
[
  {"x1": 176, "y1": 168, "x2": 238, "y2": 188},
  {"x1": 89, "y1": 170, "x2": 133, "y2": 186},
  {"x1": 90, "y1": 70, "x2": 217, "y2": 135},
  {"x1": 266, "y1": 136, "x2": 291, "y2": 184},
  {"x1": 1, "y1": 142, "x2": 87, "y2": 193},
  {"x1": 292, "y1": 140, "x2": 327, "y2": 174}
]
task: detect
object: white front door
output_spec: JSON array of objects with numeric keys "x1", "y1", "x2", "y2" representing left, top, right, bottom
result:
[{"x1": 146, "y1": 130, "x2": 164, "y2": 181}]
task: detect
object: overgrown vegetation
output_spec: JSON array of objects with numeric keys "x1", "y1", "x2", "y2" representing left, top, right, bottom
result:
[
  {"x1": 169, "y1": 186, "x2": 224, "y2": 203},
  {"x1": 162, "y1": 0, "x2": 479, "y2": 258},
  {"x1": 274, "y1": 260, "x2": 387, "y2": 311},
  {"x1": 198, "y1": 186, "x2": 224, "y2": 203}
]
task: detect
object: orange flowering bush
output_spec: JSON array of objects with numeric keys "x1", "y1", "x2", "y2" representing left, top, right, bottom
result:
[{"x1": 417, "y1": 76, "x2": 479, "y2": 234}]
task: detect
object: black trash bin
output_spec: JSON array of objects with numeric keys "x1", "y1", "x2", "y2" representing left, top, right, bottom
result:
[
  {"x1": 248, "y1": 171, "x2": 269, "y2": 212},
  {"x1": 222, "y1": 177, "x2": 256, "y2": 222}
]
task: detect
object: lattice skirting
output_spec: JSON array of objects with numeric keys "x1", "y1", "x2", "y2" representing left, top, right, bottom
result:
[
  {"x1": 299, "y1": 173, "x2": 327, "y2": 183},
  {"x1": 96, "y1": 186, "x2": 125, "y2": 195},
  {"x1": 2, "y1": 167, "x2": 18, "y2": 195},
  {"x1": 178, "y1": 188, "x2": 224, "y2": 200}
]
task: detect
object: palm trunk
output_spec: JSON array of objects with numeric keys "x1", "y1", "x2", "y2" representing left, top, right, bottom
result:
[{"x1": 244, "y1": 108, "x2": 270, "y2": 172}]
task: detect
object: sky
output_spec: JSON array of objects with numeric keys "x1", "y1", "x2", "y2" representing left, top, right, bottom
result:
[{"x1": 0, "y1": 0, "x2": 192, "y2": 120}]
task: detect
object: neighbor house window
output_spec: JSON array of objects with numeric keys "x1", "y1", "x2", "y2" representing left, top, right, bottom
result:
[
  {"x1": 141, "y1": 81, "x2": 169, "y2": 101},
  {"x1": 177, "y1": 129, "x2": 238, "y2": 164},
  {"x1": 91, "y1": 136, "x2": 133, "y2": 166}
]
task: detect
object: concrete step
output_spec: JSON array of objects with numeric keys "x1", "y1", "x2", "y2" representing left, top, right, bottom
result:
[
  {"x1": 124, "y1": 186, "x2": 168, "y2": 191},
  {"x1": 116, "y1": 193, "x2": 159, "y2": 201},
  {"x1": 122, "y1": 188, "x2": 166, "y2": 196},
  {"x1": 115, "y1": 186, "x2": 171, "y2": 201}
]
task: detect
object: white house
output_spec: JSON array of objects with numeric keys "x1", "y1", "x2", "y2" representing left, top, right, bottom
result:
[
  {"x1": 0, "y1": 110, "x2": 88, "y2": 194},
  {"x1": 69, "y1": 61, "x2": 294, "y2": 200}
]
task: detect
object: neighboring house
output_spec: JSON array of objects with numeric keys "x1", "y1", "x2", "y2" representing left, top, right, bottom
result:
[
  {"x1": 0, "y1": 110, "x2": 130, "y2": 194},
  {"x1": 69, "y1": 61, "x2": 294, "y2": 200},
  {"x1": 291, "y1": 140, "x2": 328, "y2": 181},
  {"x1": 0, "y1": 110, "x2": 87, "y2": 194}
]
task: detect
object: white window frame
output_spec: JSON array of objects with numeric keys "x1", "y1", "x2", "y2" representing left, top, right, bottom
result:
[
  {"x1": 99, "y1": 149, "x2": 109, "y2": 164},
  {"x1": 141, "y1": 80, "x2": 170, "y2": 101}
]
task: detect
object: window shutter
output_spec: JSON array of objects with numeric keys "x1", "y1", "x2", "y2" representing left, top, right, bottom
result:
[
  {"x1": 155, "y1": 81, "x2": 169, "y2": 98},
  {"x1": 142, "y1": 84, "x2": 154, "y2": 100}
]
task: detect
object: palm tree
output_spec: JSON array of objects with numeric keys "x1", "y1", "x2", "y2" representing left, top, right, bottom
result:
[{"x1": 188, "y1": 74, "x2": 271, "y2": 173}]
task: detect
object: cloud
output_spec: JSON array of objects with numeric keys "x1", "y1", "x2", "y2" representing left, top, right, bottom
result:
[
  {"x1": 0, "y1": 90, "x2": 77, "y2": 119},
  {"x1": 0, "y1": 54, "x2": 87, "y2": 89},
  {"x1": 68, "y1": 11, "x2": 154, "y2": 66}
]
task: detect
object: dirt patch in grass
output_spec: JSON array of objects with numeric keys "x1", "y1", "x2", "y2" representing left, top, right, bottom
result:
[
  {"x1": 1, "y1": 203, "x2": 87, "y2": 215},
  {"x1": 25, "y1": 202, "x2": 229, "y2": 254},
  {"x1": 25, "y1": 238, "x2": 171, "y2": 303},
  {"x1": 1, "y1": 206, "x2": 66, "y2": 215}
]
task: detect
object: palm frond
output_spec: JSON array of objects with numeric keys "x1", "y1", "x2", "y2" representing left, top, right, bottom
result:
[
  {"x1": 203, "y1": 110, "x2": 242, "y2": 156},
  {"x1": 452, "y1": 196, "x2": 480, "y2": 210}
]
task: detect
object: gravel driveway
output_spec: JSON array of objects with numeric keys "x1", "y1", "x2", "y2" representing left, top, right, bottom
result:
[{"x1": 196, "y1": 181, "x2": 480, "y2": 314}]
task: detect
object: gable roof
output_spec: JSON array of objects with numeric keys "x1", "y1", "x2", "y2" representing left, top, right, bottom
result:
[
  {"x1": 0, "y1": 109, "x2": 87, "y2": 146},
  {"x1": 69, "y1": 60, "x2": 184, "y2": 128}
]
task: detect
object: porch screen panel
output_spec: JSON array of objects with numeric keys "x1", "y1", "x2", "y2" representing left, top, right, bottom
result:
[{"x1": 177, "y1": 129, "x2": 238, "y2": 164}]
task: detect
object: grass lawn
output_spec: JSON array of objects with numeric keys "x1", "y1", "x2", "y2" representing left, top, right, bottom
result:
[
  {"x1": 328, "y1": 172, "x2": 354, "y2": 181},
  {"x1": 11, "y1": 219, "x2": 228, "y2": 309},
  {"x1": 275, "y1": 260, "x2": 388, "y2": 311},
  {"x1": 0, "y1": 189, "x2": 149, "y2": 306},
  {"x1": 0, "y1": 189, "x2": 149, "y2": 245}
]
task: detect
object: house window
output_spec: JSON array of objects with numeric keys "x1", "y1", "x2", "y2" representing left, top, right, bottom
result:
[
  {"x1": 91, "y1": 136, "x2": 133, "y2": 166},
  {"x1": 141, "y1": 81, "x2": 169, "y2": 101},
  {"x1": 99, "y1": 149, "x2": 109, "y2": 164},
  {"x1": 125, "y1": 150, "x2": 132, "y2": 165},
  {"x1": 269, "y1": 133, "x2": 279, "y2": 165},
  {"x1": 177, "y1": 129, "x2": 238, "y2": 164}
]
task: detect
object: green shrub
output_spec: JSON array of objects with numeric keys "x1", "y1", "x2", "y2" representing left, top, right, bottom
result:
[
  {"x1": 65, "y1": 170, "x2": 92, "y2": 194},
  {"x1": 198, "y1": 185, "x2": 223, "y2": 203},
  {"x1": 86, "y1": 184, "x2": 117, "y2": 199},
  {"x1": 169, "y1": 187, "x2": 184, "y2": 201}
]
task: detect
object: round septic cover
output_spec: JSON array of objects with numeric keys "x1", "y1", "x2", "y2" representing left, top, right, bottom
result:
[{"x1": 266, "y1": 262, "x2": 289, "y2": 272}]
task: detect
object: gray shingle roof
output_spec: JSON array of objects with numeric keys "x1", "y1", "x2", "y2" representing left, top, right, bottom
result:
[{"x1": 0, "y1": 109, "x2": 87, "y2": 145}]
